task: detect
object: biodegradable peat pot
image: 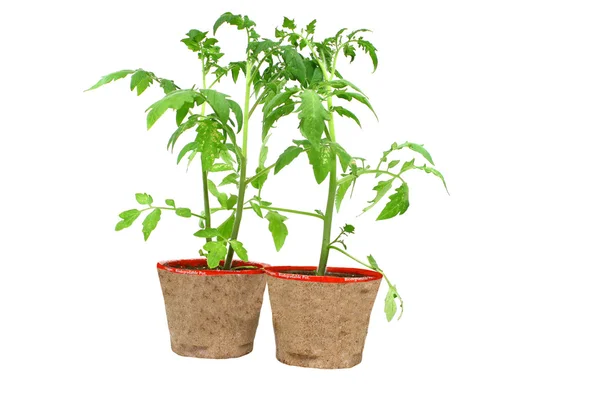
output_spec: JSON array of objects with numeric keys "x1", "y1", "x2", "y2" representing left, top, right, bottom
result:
[
  {"x1": 265, "y1": 266, "x2": 383, "y2": 369},
  {"x1": 157, "y1": 258, "x2": 267, "y2": 359}
]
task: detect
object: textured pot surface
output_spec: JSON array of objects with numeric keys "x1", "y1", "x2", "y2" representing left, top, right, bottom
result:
[
  {"x1": 265, "y1": 266, "x2": 382, "y2": 369},
  {"x1": 157, "y1": 258, "x2": 267, "y2": 359}
]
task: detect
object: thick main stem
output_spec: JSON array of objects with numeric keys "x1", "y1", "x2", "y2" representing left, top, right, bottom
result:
[
  {"x1": 199, "y1": 58, "x2": 212, "y2": 242},
  {"x1": 316, "y1": 95, "x2": 337, "y2": 276},
  {"x1": 223, "y1": 59, "x2": 252, "y2": 270}
]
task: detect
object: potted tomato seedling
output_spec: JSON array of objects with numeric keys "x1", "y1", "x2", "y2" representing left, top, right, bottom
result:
[
  {"x1": 257, "y1": 18, "x2": 449, "y2": 368},
  {"x1": 85, "y1": 15, "x2": 296, "y2": 359}
]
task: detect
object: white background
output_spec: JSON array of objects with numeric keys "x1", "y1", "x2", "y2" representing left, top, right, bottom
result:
[{"x1": 1, "y1": 0, "x2": 599, "y2": 398}]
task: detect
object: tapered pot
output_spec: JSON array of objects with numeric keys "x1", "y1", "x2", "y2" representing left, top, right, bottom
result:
[
  {"x1": 157, "y1": 258, "x2": 267, "y2": 359},
  {"x1": 265, "y1": 266, "x2": 382, "y2": 369}
]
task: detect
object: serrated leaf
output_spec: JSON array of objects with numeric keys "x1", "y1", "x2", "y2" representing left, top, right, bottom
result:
[
  {"x1": 203, "y1": 241, "x2": 228, "y2": 268},
  {"x1": 384, "y1": 287, "x2": 397, "y2": 322},
  {"x1": 274, "y1": 146, "x2": 303, "y2": 174},
  {"x1": 363, "y1": 179, "x2": 393, "y2": 213},
  {"x1": 86, "y1": 69, "x2": 135, "y2": 91},
  {"x1": 265, "y1": 211, "x2": 288, "y2": 251},
  {"x1": 146, "y1": 89, "x2": 199, "y2": 129},
  {"x1": 377, "y1": 183, "x2": 409, "y2": 220},
  {"x1": 175, "y1": 208, "x2": 192, "y2": 218},
  {"x1": 357, "y1": 39, "x2": 378, "y2": 72},
  {"x1": 142, "y1": 208, "x2": 161, "y2": 241},
  {"x1": 283, "y1": 17, "x2": 296, "y2": 30},
  {"x1": 229, "y1": 240, "x2": 248, "y2": 261},
  {"x1": 135, "y1": 193, "x2": 153, "y2": 205},
  {"x1": 129, "y1": 70, "x2": 153, "y2": 96},
  {"x1": 306, "y1": 19, "x2": 317, "y2": 34},
  {"x1": 159, "y1": 79, "x2": 177, "y2": 94},
  {"x1": 298, "y1": 90, "x2": 329, "y2": 148},
  {"x1": 115, "y1": 209, "x2": 141, "y2": 231}
]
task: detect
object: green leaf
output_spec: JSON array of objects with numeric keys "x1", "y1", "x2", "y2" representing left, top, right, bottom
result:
[
  {"x1": 217, "y1": 212, "x2": 236, "y2": 239},
  {"x1": 298, "y1": 90, "x2": 329, "y2": 148},
  {"x1": 195, "y1": 119, "x2": 224, "y2": 169},
  {"x1": 203, "y1": 241, "x2": 228, "y2": 268},
  {"x1": 283, "y1": 48, "x2": 307, "y2": 84},
  {"x1": 194, "y1": 228, "x2": 221, "y2": 238},
  {"x1": 250, "y1": 202, "x2": 263, "y2": 218},
  {"x1": 335, "y1": 178, "x2": 353, "y2": 212},
  {"x1": 274, "y1": 146, "x2": 303, "y2": 174},
  {"x1": 130, "y1": 70, "x2": 153, "y2": 96},
  {"x1": 343, "y1": 224, "x2": 355, "y2": 233},
  {"x1": 86, "y1": 69, "x2": 135, "y2": 91},
  {"x1": 306, "y1": 143, "x2": 335, "y2": 184},
  {"x1": 229, "y1": 240, "x2": 248, "y2": 261},
  {"x1": 377, "y1": 183, "x2": 410, "y2": 220},
  {"x1": 363, "y1": 179, "x2": 393, "y2": 213},
  {"x1": 146, "y1": 89, "x2": 199, "y2": 129},
  {"x1": 207, "y1": 180, "x2": 228, "y2": 208},
  {"x1": 165, "y1": 199, "x2": 175, "y2": 207},
  {"x1": 142, "y1": 208, "x2": 161, "y2": 241},
  {"x1": 416, "y1": 165, "x2": 449, "y2": 194},
  {"x1": 405, "y1": 142, "x2": 435, "y2": 165},
  {"x1": 159, "y1": 79, "x2": 177, "y2": 94},
  {"x1": 262, "y1": 102, "x2": 295, "y2": 138},
  {"x1": 115, "y1": 209, "x2": 141, "y2": 231},
  {"x1": 210, "y1": 163, "x2": 234, "y2": 172},
  {"x1": 384, "y1": 287, "x2": 398, "y2": 322},
  {"x1": 333, "y1": 91, "x2": 377, "y2": 120},
  {"x1": 228, "y1": 99, "x2": 243, "y2": 132},
  {"x1": 282, "y1": 17, "x2": 296, "y2": 30},
  {"x1": 265, "y1": 211, "x2": 288, "y2": 251},
  {"x1": 388, "y1": 160, "x2": 400, "y2": 169},
  {"x1": 400, "y1": 158, "x2": 415, "y2": 174},
  {"x1": 177, "y1": 141, "x2": 198, "y2": 165},
  {"x1": 367, "y1": 254, "x2": 379, "y2": 270},
  {"x1": 213, "y1": 12, "x2": 237, "y2": 33},
  {"x1": 135, "y1": 193, "x2": 153, "y2": 205},
  {"x1": 357, "y1": 39, "x2": 378, "y2": 72},
  {"x1": 219, "y1": 172, "x2": 239, "y2": 187},
  {"x1": 175, "y1": 208, "x2": 192, "y2": 218},
  {"x1": 175, "y1": 104, "x2": 192, "y2": 126},
  {"x1": 263, "y1": 87, "x2": 300, "y2": 118},
  {"x1": 327, "y1": 79, "x2": 365, "y2": 95},
  {"x1": 199, "y1": 89, "x2": 231, "y2": 125},
  {"x1": 306, "y1": 19, "x2": 317, "y2": 34},
  {"x1": 331, "y1": 143, "x2": 352, "y2": 172},
  {"x1": 226, "y1": 195, "x2": 238, "y2": 210},
  {"x1": 331, "y1": 106, "x2": 361, "y2": 127},
  {"x1": 168, "y1": 114, "x2": 198, "y2": 150}
]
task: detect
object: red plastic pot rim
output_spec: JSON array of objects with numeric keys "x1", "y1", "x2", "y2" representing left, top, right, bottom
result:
[
  {"x1": 157, "y1": 258, "x2": 268, "y2": 276},
  {"x1": 263, "y1": 266, "x2": 383, "y2": 283}
]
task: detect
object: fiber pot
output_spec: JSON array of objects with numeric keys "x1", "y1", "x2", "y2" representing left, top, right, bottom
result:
[
  {"x1": 157, "y1": 258, "x2": 267, "y2": 359},
  {"x1": 265, "y1": 266, "x2": 383, "y2": 369}
]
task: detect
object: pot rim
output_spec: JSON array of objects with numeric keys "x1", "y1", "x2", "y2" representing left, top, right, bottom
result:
[
  {"x1": 157, "y1": 258, "x2": 268, "y2": 275},
  {"x1": 264, "y1": 266, "x2": 383, "y2": 283}
]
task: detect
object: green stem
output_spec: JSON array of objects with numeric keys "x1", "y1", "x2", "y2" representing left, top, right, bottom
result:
[
  {"x1": 245, "y1": 161, "x2": 277, "y2": 185},
  {"x1": 223, "y1": 54, "x2": 253, "y2": 270},
  {"x1": 257, "y1": 205, "x2": 323, "y2": 219},
  {"x1": 359, "y1": 169, "x2": 406, "y2": 182},
  {"x1": 141, "y1": 207, "x2": 203, "y2": 219},
  {"x1": 329, "y1": 245, "x2": 371, "y2": 268},
  {"x1": 200, "y1": 59, "x2": 211, "y2": 242}
]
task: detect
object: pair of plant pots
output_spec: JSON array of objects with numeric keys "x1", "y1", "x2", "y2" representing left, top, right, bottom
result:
[{"x1": 157, "y1": 258, "x2": 383, "y2": 369}]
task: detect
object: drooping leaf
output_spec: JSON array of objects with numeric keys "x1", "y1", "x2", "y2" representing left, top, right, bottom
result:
[
  {"x1": 198, "y1": 89, "x2": 231, "y2": 124},
  {"x1": 203, "y1": 241, "x2": 228, "y2": 268},
  {"x1": 331, "y1": 143, "x2": 352, "y2": 172},
  {"x1": 357, "y1": 39, "x2": 378, "y2": 72},
  {"x1": 405, "y1": 142, "x2": 435, "y2": 165},
  {"x1": 377, "y1": 183, "x2": 410, "y2": 220},
  {"x1": 228, "y1": 99, "x2": 243, "y2": 132},
  {"x1": 177, "y1": 141, "x2": 198, "y2": 165},
  {"x1": 141, "y1": 208, "x2": 161, "y2": 241},
  {"x1": 332, "y1": 91, "x2": 377, "y2": 120},
  {"x1": 146, "y1": 89, "x2": 199, "y2": 129},
  {"x1": 384, "y1": 287, "x2": 398, "y2": 322},
  {"x1": 229, "y1": 240, "x2": 248, "y2": 261},
  {"x1": 135, "y1": 193, "x2": 153, "y2": 205},
  {"x1": 263, "y1": 87, "x2": 300, "y2": 118},
  {"x1": 175, "y1": 208, "x2": 192, "y2": 218},
  {"x1": 274, "y1": 146, "x2": 303, "y2": 174},
  {"x1": 415, "y1": 165, "x2": 449, "y2": 194},
  {"x1": 363, "y1": 179, "x2": 393, "y2": 213},
  {"x1": 335, "y1": 178, "x2": 353, "y2": 212},
  {"x1": 327, "y1": 79, "x2": 365, "y2": 95},
  {"x1": 86, "y1": 69, "x2": 135, "y2": 91},
  {"x1": 298, "y1": 90, "x2": 329, "y2": 148},
  {"x1": 115, "y1": 209, "x2": 141, "y2": 231},
  {"x1": 265, "y1": 211, "x2": 288, "y2": 251},
  {"x1": 129, "y1": 70, "x2": 153, "y2": 96},
  {"x1": 262, "y1": 102, "x2": 295, "y2": 138},
  {"x1": 331, "y1": 106, "x2": 361, "y2": 127},
  {"x1": 207, "y1": 179, "x2": 228, "y2": 208},
  {"x1": 167, "y1": 114, "x2": 198, "y2": 151}
]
